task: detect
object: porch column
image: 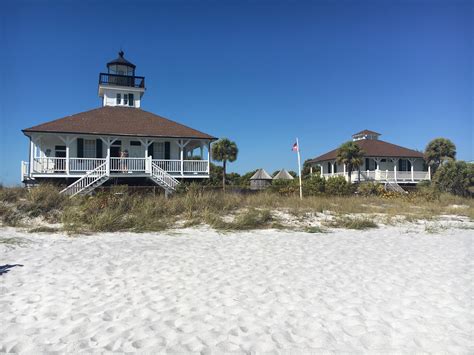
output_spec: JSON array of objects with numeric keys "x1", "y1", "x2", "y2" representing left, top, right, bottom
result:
[
  {"x1": 200, "y1": 143, "x2": 204, "y2": 159},
  {"x1": 180, "y1": 141, "x2": 184, "y2": 175},
  {"x1": 65, "y1": 141, "x2": 70, "y2": 175},
  {"x1": 320, "y1": 165, "x2": 323, "y2": 176},
  {"x1": 409, "y1": 158, "x2": 416, "y2": 182},
  {"x1": 392, "y1": 158, "x2": 399, "y2": 182},
  {"x1": 343, "y1": 163, "x2": 346, "y2": 175},
  {"x1": 331, "y1": 162, "x2": 335, "y2": 176},
  {"x1": 101, "y1": 137, "x2": 117, "y2": 176},
  {"x1": 374, "y1": 158, "x2": 381, "y2": 171},
  {"x1": 207, "y1": 141, "x2": 211, "y2": 174},
  {"x1": 428, "y1": 165, "x2": 431, "y2": 180},
  {"x1": 29, "y1": 138, "x2": 35, "y2": 175}
]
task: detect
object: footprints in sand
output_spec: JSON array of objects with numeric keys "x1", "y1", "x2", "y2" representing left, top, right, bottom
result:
[{"x1": 1, "y1": 227, "x2": 473, "y2": 353}]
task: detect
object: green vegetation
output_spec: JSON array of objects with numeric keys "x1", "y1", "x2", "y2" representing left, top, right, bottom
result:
[
  {"x1": 0, "y1": 183, "x2": 472, "y2": 234},
  {"x1": 323, "y1": 216, "x2": 378, "y2": 230},
  {"x1": 211, "y1": 138, "x2": 239, "y2": 191},
  {"x1": 432, "y1": 160, "x2": 473, "y2": 197},
  {"x1": 424, "y1": 138, "x2": 456, "y2": 173},
  {"x1": 336, "y1": 141, "x2": 364, "y2": 183}
]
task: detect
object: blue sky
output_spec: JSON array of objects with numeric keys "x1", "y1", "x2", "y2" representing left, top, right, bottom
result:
[{"x1": 1, "y1": 0, "x2": 472, "y2": 185}]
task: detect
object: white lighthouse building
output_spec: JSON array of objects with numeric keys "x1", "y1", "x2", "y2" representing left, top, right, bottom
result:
[{"x1": 21, "y1": 51, "x2": 216, "y2": 196}]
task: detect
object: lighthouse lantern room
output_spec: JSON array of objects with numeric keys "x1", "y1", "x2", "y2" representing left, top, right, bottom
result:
[{"x1": 98, "y1": 51, "x2": 145, "y2": 108}]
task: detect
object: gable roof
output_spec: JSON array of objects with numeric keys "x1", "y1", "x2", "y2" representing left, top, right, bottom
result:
[
  {"x1": 22, "y1": 106, "x2": 216, "y2": 140},
  {"x1": 309, "y1": 139, "x2": 424, "y2": 163},
  {"x1": 273, "y1": 169, "x2": 294, "y2": 180},
  {"x1": 250, "y1": 169, "x2": 273, "y2": 180}
]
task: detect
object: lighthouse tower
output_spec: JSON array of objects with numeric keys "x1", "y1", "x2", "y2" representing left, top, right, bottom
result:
[{"x1": 98, "y1": 51, "x2": 146, "y2": 108}]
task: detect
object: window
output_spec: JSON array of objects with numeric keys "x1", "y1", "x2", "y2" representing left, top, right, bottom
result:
[
  {"x1": 123, "y1": 94, "x2": 128, "y2": 106},
  {"x1": 116, "y1": 93, "x2": 121, "y2": 105},
  {"x1": 84, "y1": 139, "x2": 96, "y2": 158},
  {"x1": 154, "y1": 142, "x2": 165, "y2": 159},
  {"x1": 128, "y1": 93, "x2": 134, "y2": 106},
  {"x1": 55, "y1": 145, "x2": 66, "y2": 158},
  {"x1": 130, "y1": 141, "x2": 141, "y2": 146},
  {"x1": 399, "y1": 159, "x2": 411, "y2": 172}
]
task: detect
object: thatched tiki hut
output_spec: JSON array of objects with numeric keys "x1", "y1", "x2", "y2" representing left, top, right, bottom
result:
[
  {"x1": 273, "y1": 169, "x2": 294, "y2": 180},
  {"x1": 250, "y1": 169, "x2": 273, "y2": 190}
]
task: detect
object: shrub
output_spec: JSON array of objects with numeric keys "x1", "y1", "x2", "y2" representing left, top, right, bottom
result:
[
  {"x1": 0, "y1": 186, "x2": 26, "y2": 203},
  {"x1": 325, "y1": 176, "x2": 352, "y2": 196},
  {"x1": 324, "y1": 216, "x2": 377, "y2": 230},
  {"x1": 432, "y1": 160, "x2": 473, "y2": 197},
  {"x1": 269, "y1": 179, "x2": 299, "y2": 196},
  {"x1": 357, "y1": 182, "x2": 384, "y2": 196},
  {"x1": 303, "y1": 175, "x2": 325, "y2": 196},
  {"x1": 19, "y1": 184, "x2": 68, "y2": 220}
]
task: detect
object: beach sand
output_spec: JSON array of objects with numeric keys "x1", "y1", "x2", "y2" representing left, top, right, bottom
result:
[{"x1": 1, "y1": 224, "x2": 472, "y2": 353}]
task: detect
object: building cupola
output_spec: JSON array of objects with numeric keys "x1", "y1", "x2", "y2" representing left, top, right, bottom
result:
[
  {"x1": 352, "y1": 129, "x2": 381, "y2": 141},
  {"x1": 98, "y1": 51, "x2": 145, "y2": 108},
  {"x1": 107, "y1": 50, "x2": 136, "y2": 76}
]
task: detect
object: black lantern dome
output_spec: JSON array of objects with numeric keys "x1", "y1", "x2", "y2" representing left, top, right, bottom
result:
[{"x1": 107, "y1": 50, "x2": 136, "y2": 76}]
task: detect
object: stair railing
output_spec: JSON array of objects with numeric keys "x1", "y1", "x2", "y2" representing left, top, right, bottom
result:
[{"x1": 60, "y1": 161, "x2": 108, "y2": 196}]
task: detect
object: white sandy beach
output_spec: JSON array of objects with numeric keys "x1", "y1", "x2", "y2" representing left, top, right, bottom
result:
[{"x1": 1, "y1": 223, "x2": 473, "y2": 353}]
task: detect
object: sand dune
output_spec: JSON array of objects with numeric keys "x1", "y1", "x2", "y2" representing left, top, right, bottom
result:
[{"x1": 1, "y1": 224, "x2": 473, "y2": 353}]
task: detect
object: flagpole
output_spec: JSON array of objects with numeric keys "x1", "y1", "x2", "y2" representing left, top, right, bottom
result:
[{"x1": 296, "y1": 137, "x2": 303, "y2": 200}]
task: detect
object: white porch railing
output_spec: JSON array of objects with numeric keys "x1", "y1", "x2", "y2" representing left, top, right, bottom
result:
[
  {"x1": 153, "y1": 159, "x2": 182, "y2": 173},
  {"x1": 110, "y1": 158, "x2": 146, "y2": 172},
  {"x1": 183, "y1": 160, "x2": 208, "y2": 173},
  {"x1": 69, "y1": 158, "x2": 106, "y2": 172},
  {"x1": 21, "y1": 161, "x2": 29, "y2": 181},
  {"x1": 33, "y1": 157, "x2": 67, "y2": 173},
  {"x1": 28, "y1": 157, "x2": 210, "y2": 176},
  {"x1": 322, "y1": 169, "x2": 430, "y2": 183}
]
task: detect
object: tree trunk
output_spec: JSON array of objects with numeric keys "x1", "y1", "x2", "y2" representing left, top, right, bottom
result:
[{"x1": 222, "y1": 160, "x2": 226, "y2": 192}]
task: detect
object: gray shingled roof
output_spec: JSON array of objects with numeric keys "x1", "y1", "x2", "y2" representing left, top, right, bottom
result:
[
  {"x1": 273, "y1": 169, "x2": 294, "y2": 180},
  {"x1": 250, "y1": 169, "x2": 273, "y2": 180}
]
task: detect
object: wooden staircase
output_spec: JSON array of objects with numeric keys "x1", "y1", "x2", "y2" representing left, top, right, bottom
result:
[
  {"x1": 149, "y1": 162, "x2": 180, "y2": 194},
  {"x1": 384, "y1": 181, "x2": 407, "y2": 194},
  {"x1": 60, "y1": 162, "x2": 109, "y2": 197}
]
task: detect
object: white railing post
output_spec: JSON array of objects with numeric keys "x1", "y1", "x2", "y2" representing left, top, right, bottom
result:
[
  {"x1": 385, "y1": 170, "x2": 388, "y2": 181},
  {"x1": 428, "y1": 165, "x2": 431, "y2": 180},
  {"x1": 411, "y1": 162, "x2": 414, "y2": 182}
]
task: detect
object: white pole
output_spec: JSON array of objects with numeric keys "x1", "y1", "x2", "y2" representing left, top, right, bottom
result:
[{"x1": 296, "y1": 138, "x2": 302, "y2": 200}]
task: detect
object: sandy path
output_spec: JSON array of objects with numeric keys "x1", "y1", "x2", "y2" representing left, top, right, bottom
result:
[{"x1": 1, "y1": 225, "x2": 473, "y2": 353}]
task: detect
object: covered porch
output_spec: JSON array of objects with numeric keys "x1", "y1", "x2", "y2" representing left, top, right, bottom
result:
[
  {"x1": 22, "y1": 133, "x2": 212, "y2": 180},
  {"x1": 315, "y1": 157, "x2": 431, "y2": 183}
]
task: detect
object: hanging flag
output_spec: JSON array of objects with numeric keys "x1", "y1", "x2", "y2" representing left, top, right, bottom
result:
[{"x1": 292, "y1": 142, "x2": 299, "y2": 152}]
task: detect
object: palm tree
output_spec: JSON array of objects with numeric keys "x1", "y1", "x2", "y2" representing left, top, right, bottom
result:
[
  {"x1": 211, "y1": 138, "x2": 238, "y2": 191},
  {"x1": 336, "y1": 141, "x2": 364, "y2": 183},
  {"x1": 424, "y1": 138, "x2": 456, "y2": 173}
]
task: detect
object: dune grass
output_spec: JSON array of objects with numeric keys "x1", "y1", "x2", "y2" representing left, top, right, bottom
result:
[{"x1": 0, "y1": 184, "x2": 472, "y2": 233}]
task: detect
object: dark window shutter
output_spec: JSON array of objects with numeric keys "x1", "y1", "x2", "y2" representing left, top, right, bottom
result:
[
  {"x1": 399, "y1": 159, "x2": 403, "y2": 171},
  {"x1": 96, "y1": 139, "x2": 103, "y2": 158},
  {"x1": 365, "y1": 158, "x2": 369, "y2": 170},
  {"x1": 149, "y1": 143, "x2": 155, "y2": 159},
  {"x1": 165, "y1": 142, "x2": 170, "y2": 159},
  {"x1": 77, "y1": 138, "x2": 84, "y2": 158}
]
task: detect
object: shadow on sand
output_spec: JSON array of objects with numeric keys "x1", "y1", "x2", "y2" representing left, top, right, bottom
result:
[{"x1": 0, "y1": 264, "x2": 24, "y2": 276}]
